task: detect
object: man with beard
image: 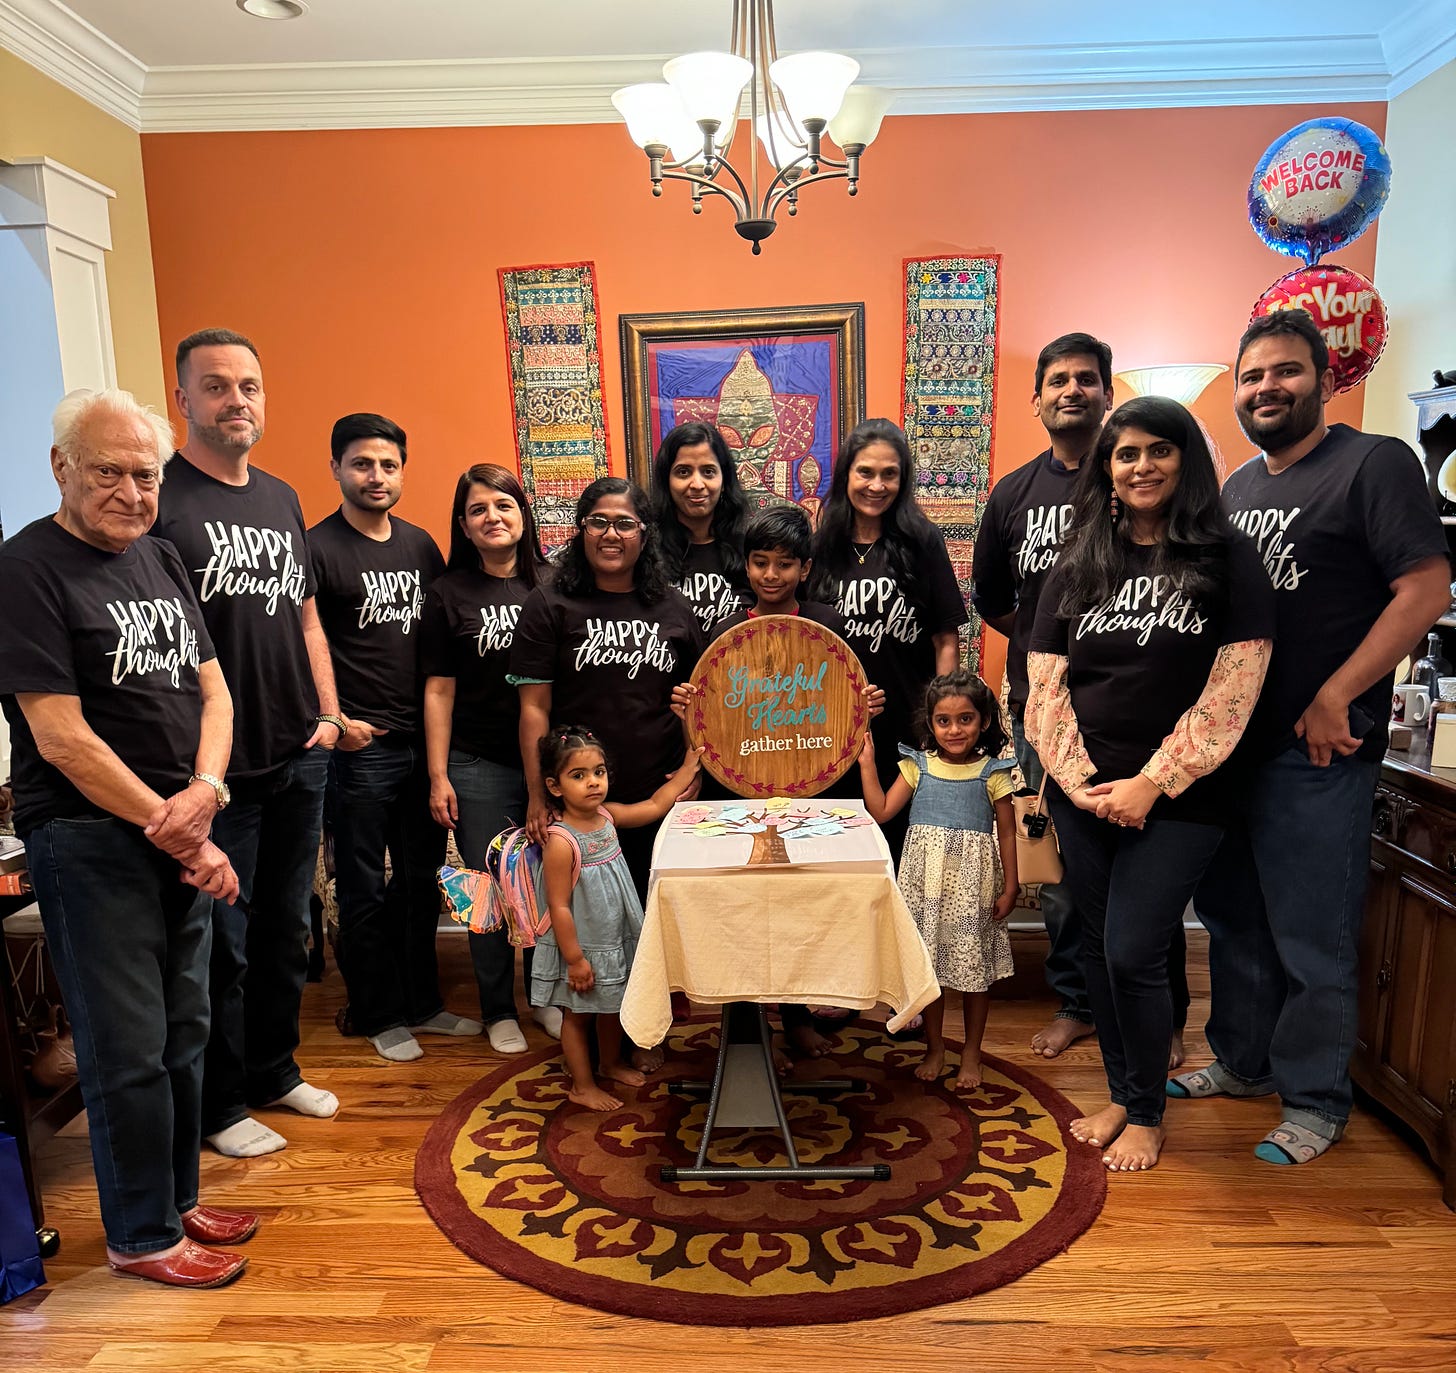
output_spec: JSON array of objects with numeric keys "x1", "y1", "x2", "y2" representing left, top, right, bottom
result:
[
  {"x1": 308, "y1": 413, "x2": 479, "y2": 1064},
  {"x1": 154, "y1": 328, "x2": 343, "y2": 1158},
  {"x1": 1171, "y1": 309, "x2": 1449, "y2": 1164},
  {"x1": 972, "y1": 334, "x2": 1113, "y2": 1060}
]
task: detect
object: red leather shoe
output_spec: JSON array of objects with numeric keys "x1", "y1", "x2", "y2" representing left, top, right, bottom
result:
[
  {"x1": 181, "y1": 1205, "x2": 260, "y2": 1245},
  {"x1": 109, "y1": 1239, "x2": 248, "y2": 1288}
]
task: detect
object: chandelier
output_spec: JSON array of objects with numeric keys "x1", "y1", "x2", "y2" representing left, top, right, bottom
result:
[{"x1": 611, "y1": 0, "x2": 892, "y2": 254}]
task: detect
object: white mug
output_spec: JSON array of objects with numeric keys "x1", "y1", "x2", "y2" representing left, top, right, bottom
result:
[{"x1": 1393, "y1": 684, "x2": 1430, "y2": 725}]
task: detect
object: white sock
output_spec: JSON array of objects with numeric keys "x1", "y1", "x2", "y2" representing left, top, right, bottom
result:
[
  {"x1": 265, "y1": 1082, "x2": 339, "y2": 1118},
  {"x1": 207, "y1": 1118, "x2": 286, "y2": 1157},
  {"x1": 409, "y1": 1010, "x2": 484, "y2": 1036},
  {"x1": 370, "y1": 1028, "x2": 424, "y2": 1062},
  {"x1": 532, "y1": 1005, "x2": 563, "y2": 1040}
]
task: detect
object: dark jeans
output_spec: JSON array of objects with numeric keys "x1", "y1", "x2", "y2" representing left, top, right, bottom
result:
[
  {"x1": 1011, "y1": 712, "x2": 1089, "y2": 1021},
  {"x1": 1048, "y1": 792, "x2": 1223, "y2": 1128},
  {"x1": 448, "y1": 749, "x2": 532, "y2": 1025},
  {"x1": 1194, "y1": 746, "x2": 1379, "y2": 1139},
  {"x1": 26, "y1": 817, "x2": 211, "y2": 1254},
  {"x1": 331, "y1": 737, "x2": 447, "y2": 1037},
  {"x1": 204, "y1": 744, "x2": 328, "y2": 1133}
]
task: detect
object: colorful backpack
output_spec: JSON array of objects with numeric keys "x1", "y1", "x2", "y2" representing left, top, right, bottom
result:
[{"x1": 437, "y1": 823, "x2": 581, "y2": 949}]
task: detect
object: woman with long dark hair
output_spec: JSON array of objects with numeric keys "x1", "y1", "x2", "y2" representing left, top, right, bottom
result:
[
  {"x1": 650, "y1": 421, "x2": 750, "y2": 634},
  {"x1": 421, "y1": 464, "x2": 551, "y2": 1054},
  {"x1": 1025, "y1": 396, "x2": 1275, "y2": 1172},
  {"x1": 809, "y1": 418, "x2": 967, "y2": 859}
]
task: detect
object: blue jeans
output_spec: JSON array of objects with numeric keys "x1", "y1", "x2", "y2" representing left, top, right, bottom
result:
[
  {"x1": 1047, "y1": 794, "x2": 1223, "y2": 1127},
  {"x1": 448, "y1": 750, "x2": 532, "y2": 1026},
  {"x1": 204, "y1": 745, "x2": 328, "y2": 1133},
  {"x1": 1194, "y1": 746, "x2": 1379, "y2": 1139},
  {"x1": 26, "y1": 817, "x2": 211, "y2": 1254},
  {"x1": 1012, "y1": 713, "x2": 1089, "y2": 1022},
  {"x1": 331, "y1": 737, "x2": 447, "y2": 1037}
]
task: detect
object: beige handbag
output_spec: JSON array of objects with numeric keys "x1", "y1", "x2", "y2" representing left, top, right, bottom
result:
[{"x1": 1013, "y1": 773, "x2": 1064, "y2": 887}]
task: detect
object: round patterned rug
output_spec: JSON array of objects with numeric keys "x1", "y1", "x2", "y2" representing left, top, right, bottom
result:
[{"x1": 415, "y1": 1018, "x2": 1105, "y2": 1325}]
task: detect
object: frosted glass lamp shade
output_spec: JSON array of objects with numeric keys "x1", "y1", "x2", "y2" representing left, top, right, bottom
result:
[
  {"x1": 1113, "y1": 364, "x2": 1230, "y2": 404},
  {"x1": 756, "y1": 115, "x2": 808, "y2": 171},
  {"x1": 828, "y1": 85, "x2": 894, "y2": 148},
  {"x1": 612, "y1": 84, "x2": 699, "y2": 152},
  {"x1": 768, "y1": 51, "x2": 859, "y2": 125},
  {"x1": 663, "y1": 51, "x2": 753, "y2": 135}
]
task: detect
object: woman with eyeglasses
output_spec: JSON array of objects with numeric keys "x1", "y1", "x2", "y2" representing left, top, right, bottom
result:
[
  {"x1": 511, "y1": 478, "x2": 704, "y2": 906},
  {"x1": 420, "y1": 464, "x2": 554, "y2": 1055},
  {"x1": 650, "y1": 421, "x2": 750, "y2": 636}
]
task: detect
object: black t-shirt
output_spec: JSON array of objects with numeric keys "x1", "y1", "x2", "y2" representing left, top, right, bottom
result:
[
  {"x1": 509, "y1": 584, "x2": 704, "y2": 802},
  {"x1": 821, "y1": 527, "x2": 968, "y2": 762},
  {"x1": 676, "y1": 540, "x2": 746, "y2": 635},
  {"x1": 708, "y1": 599, "x2": 849, "y2": 642},
  {"x1": 971, "y1": 450, "x2": 1079, "y2": 713},
  {"x1": 308, "y1": 510, "x2": 444, "y2": 736},
  {"x1": 1222, "y1": 424, "x2": 1449, "y2": 760},
  {"x1": 0, "y1": 520, "x2": 217, "y2": 835},
  {"x1": 1030, "y1": 537, "x2": 1275, "y2": 821},
  {"x1": 153, "y1": 452, "x2": 317, "y2": 778},
  {"x1": 420, "y1": 567, "x2": 532, "y2": 766}
]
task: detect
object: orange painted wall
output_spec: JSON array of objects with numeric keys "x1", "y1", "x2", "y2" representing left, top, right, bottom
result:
[{"x1": 141, "y1": 102, "x2": 1384, "y2": 688}]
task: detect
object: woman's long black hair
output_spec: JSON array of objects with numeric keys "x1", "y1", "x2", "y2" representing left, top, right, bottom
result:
[
  {"x1": 807, "y1": 418, "x2": 937, "y2": 605},
  {"x1": 1054, "y1": 395, "x2": 1231, "y2": 617},
  {"x1": 552, "y1": 477, "x2": 674, "y2": 604},
  {"x1": 445, "y1": 463, "x2": 548, "y2": 585},
  {"x1": 649, "y1": 422, "x2": 750, "y2": 590}
]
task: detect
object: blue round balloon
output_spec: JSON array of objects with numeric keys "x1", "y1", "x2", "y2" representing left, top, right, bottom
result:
[{"x1": 1247, "y1": 118, "x2": 1391, "y2": 266}]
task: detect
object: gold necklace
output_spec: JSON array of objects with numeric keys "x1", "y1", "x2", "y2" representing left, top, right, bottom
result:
[{"x1": 851, "y1": 538, "x2": 879, "y2": 565}]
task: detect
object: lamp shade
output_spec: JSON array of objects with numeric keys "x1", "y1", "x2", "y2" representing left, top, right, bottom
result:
[
  {"x1": 1113, "y1": 364, "x2": 1230, "y2": 405},
  {"x1": 756, "y1": 115, "x2": 807, "y2": 171},
  {"x1": 663, "y1": 51, "x2": 752, "y2": 136},
  {"x1": 768, "y1": 51, "x2": 859, "y2": 125},
  {"x1": 827, "y1": 84, "x2": 894, "y2": 149},
  {"x1": 611, "y1": 83, "x2": 700, "y2": 154}
]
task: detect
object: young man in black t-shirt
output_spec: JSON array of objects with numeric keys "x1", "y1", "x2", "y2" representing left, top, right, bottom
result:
[
  {"x1": 154, "y1": 328, "x2": 343, "y2": 1159},
  {"x1": 1176, "y1": 311, "x2": 1450, "y2": 1165},
  {"x1": 972, "y1": 334, "x2": 1116, "y2": 1060},
  {"x1": 309, "y1": 413, "x2": 478, "y2": 1065}
]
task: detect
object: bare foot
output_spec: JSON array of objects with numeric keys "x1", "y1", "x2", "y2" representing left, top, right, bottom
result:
[
  {"x1": 1031, "y1": 1017, "x2": 1095, "y2": 1059},
  {"x1": 773, "y1": 1044, "x2": 792, "y2": 1076},
  {"x1": 953, "y1": 1052, "x2": 983, "y2": 1091},
  {"x1": 1070, "y1": 1102, "x2": 1127, "y2": 1148},
  {"x1": 631, "y1": 1044, "x2": 665, "y2": 1074},
  {"x1": 1168, "y1": 1031, "x2": 1187, "y2": 1071},
  {"x1": 915, "y1": 1046, "x2": 945, "y2": 1082},
  {"x1": 1102, "y1": 1123, "x2": 1165, "y2": 1171},
  {"x1": 603, "y1": 1062, "x2": 647, "y2": 1089},
  {"x1": 787, "y1": 1023, "x2": 832, "y2": 1059},
  {"x1": 569, "y1": 1083, "x2": 624, "y2": 1111}
]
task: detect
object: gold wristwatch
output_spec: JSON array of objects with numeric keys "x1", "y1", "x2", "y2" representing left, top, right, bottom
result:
[{"x1": 189, "y1": 772, "x2": 231, "y2": 810}]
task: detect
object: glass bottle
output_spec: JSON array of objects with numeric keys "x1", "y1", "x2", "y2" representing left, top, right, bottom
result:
[{"x1": 1411, "y1": 631, "x2": 1452, "y2": 701}]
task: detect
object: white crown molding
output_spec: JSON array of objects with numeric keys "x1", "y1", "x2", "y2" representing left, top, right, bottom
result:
[
  {"x1": 0, "y1": 0, "x2": 144, "y2": 129},
  {"x1": 1382, "y1": 0, "x2": 1456, "y2": 96}
]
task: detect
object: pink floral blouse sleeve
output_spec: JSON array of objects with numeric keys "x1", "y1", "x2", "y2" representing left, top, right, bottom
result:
[
  {"x1": 1141, "y1": 639, "x2": 1273, "y2": 797},
  {"x1": 1024, "y1": 651, "x2": 1097, "y2": 796}
]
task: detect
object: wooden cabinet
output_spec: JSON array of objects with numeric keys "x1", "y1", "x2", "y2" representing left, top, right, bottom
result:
[{"x1": 1355, "y1": 758, "x2": 1456, "y2": 1209}]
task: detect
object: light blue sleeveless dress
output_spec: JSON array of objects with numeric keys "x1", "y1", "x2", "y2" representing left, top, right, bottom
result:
[
  {"x1": 897, "y1": 745, "x2": 1017, "y2": 994},
  {"x1": 528, "y1": 814, "x2": 644, "y2": 1015}
]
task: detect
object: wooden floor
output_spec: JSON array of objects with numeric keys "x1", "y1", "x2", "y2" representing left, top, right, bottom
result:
[{"x1": 4, "y1": 931, "x2": 1456, "y2": 1372}]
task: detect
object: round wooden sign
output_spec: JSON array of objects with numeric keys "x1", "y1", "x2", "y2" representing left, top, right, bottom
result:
[{"x1": 685, "y1": 615, "x2": 868, "y2": 798}]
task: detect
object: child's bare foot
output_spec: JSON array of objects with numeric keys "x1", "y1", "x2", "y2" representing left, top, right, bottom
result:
[
  {"x1": 953, "y1": 1052, "x2": 983, "y2": 1091},
  {"x1": 603, "y1": 1062, "x2": 647, "y2": 1089},
  {"x1": 1102, "y1": 1123, "x2": 1165, "y2": 1171},
  {"x1": 1031, "y1": 1016, "x2": 1095, "y2": 1058},
  {"x1": 569, "y1": 1083, "x2": 624, "y2": 1111},
  {"x1": 631, "y1": 1044, "x2": 665, "y2": 1074},
  {"x1": 787, "y1": 1023, "x2": 832, "y2": 1059},
  {"x1": 1168, "y1": 1031, "x2": 1187, "y2": 1071},
  {"x1": 914, "y1": 1046, "x2": 945, "y2": 1082},
  {"x1": 1070, "y1": 1102, "x2": 1127, "y2": 1148},
  {"x1": 773, "y1": 1044, "x2": 792, "y2": 1076}
]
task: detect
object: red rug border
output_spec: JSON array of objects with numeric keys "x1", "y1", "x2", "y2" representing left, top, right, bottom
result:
[{"x1": 415, "y1": 1023, "x2": 1106, "y2": 1327}]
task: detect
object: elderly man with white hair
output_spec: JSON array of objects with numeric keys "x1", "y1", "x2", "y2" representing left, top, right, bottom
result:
[{"x1": 0, "y1": 389, "x2": 257, "y2": 1288}]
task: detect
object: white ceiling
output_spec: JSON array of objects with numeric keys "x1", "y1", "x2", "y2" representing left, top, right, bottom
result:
[{"x1": 2, "y1": 0, "x2": 1453, "y2": 132}]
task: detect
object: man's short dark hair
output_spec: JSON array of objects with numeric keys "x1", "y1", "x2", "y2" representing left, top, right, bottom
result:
[
  {"x1": 175, "y1": 328, "x2": 260, "y2": 383},
  {"x1": 1035, "y1": 333, "x2": 1113, "y2": 393},
  {"x1": 1235, "y1": 310, "x2": 1331, "y2": 378},
  {"x1": 330, "y1": 412, "x2": 407, "y2": 465},
  {"x1": 744, "y1": 505, "x2": 812, "y2": 562}
]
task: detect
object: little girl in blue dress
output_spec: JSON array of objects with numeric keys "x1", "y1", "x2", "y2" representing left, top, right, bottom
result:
[{"x1": 860, "y1": 670, "x2": 1019, "y2": 1089}]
